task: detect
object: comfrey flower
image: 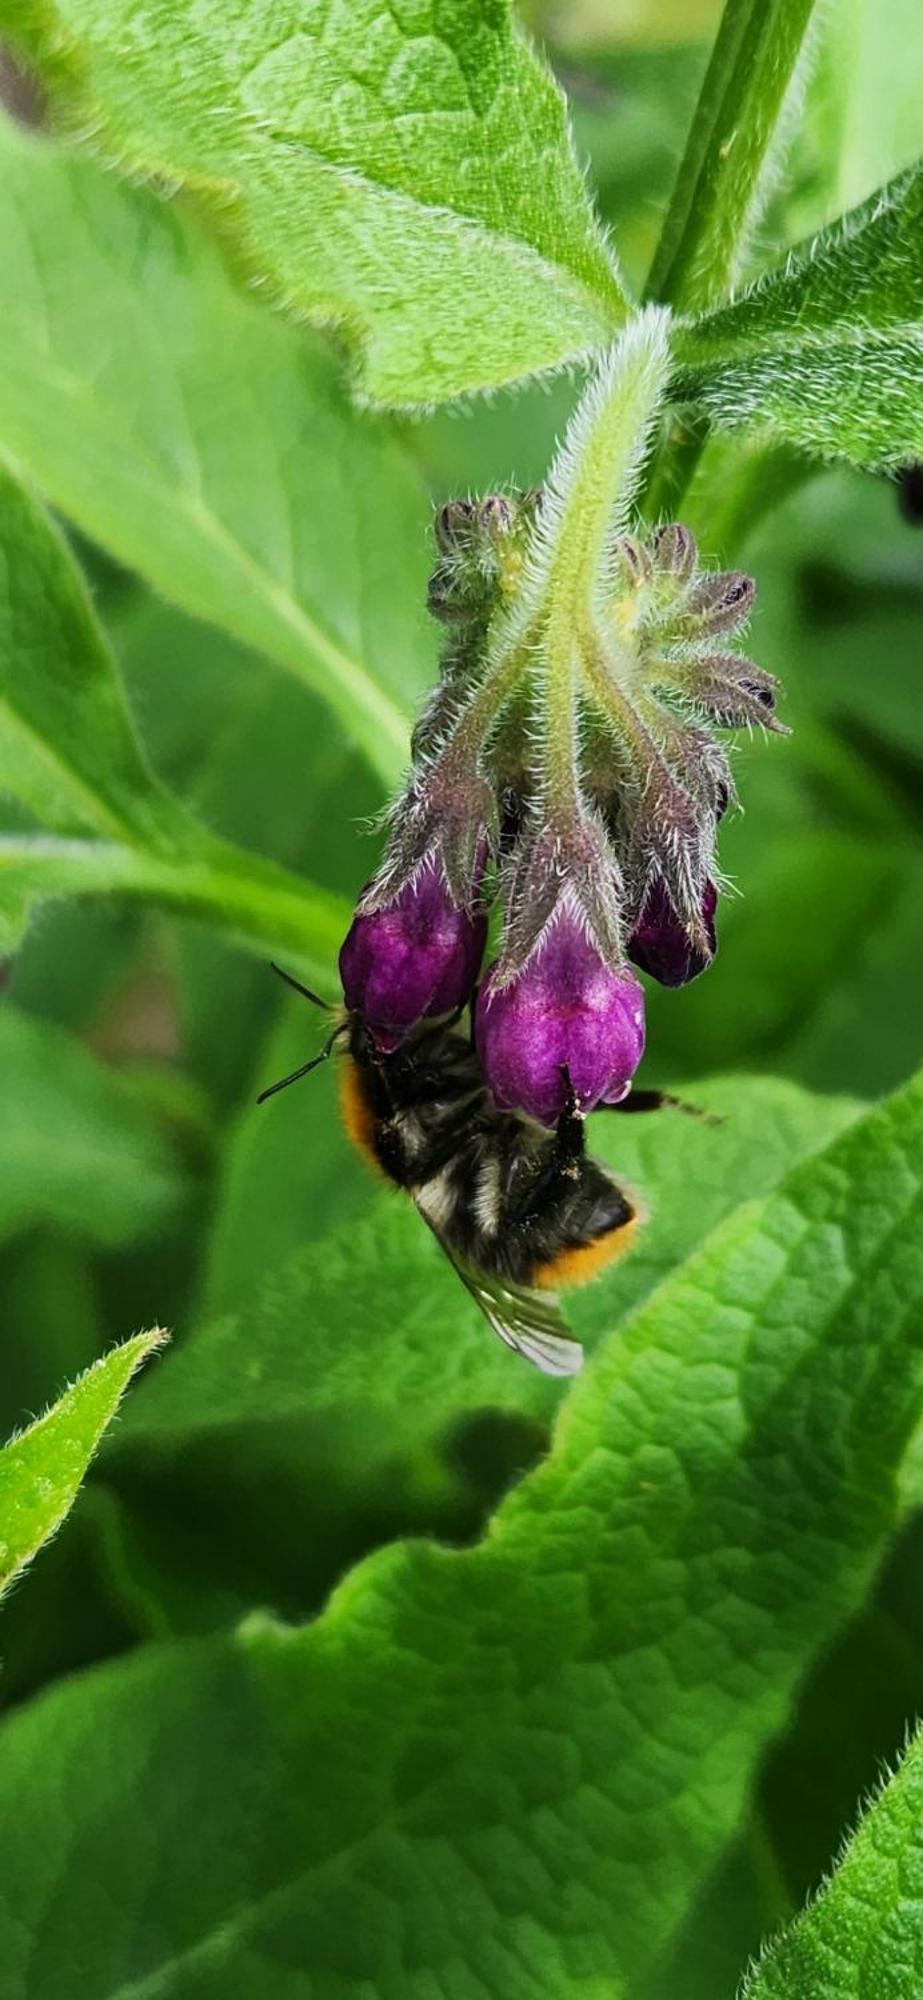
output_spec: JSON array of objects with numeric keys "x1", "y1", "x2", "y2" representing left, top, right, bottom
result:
[
  {"x1": 339, "y1": 857, "x2": 487, "y2": 1051},
  {"x1": 476, "y1": 905, "x2": 645, "y2": 1125},
  {"x1": 339, "y1": 314, "x2": 786, "y2": 1113}
]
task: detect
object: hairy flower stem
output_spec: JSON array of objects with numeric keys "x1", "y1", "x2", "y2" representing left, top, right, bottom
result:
[
  {"x1": 541, "y1": 640, "x2": 581, "y2": 818},
  {"x1": 645, "y1": 0, "x2": 819, "y2": 313},
  {"x1": 641, "y1": 0, "x2": 820, "y2": 514},
  {"x1": 438, "y1": 626, "x2": 537, "y2": 774},
  {"x1": 526, "y1": 311, "x2": 672, "y2": 818},
  {"x1": 580, "y1": 625, "x2": 653, "y2": 772}
]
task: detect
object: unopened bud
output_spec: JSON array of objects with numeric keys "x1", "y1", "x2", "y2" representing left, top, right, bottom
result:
[{"x1": 651, "y1": 521, "x2": 697, "y2": 583}]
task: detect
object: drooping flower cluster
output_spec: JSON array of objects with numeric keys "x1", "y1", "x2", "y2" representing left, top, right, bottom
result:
[{"x1": 338, "y1": 324, "x2": 785, "y2": 1126}]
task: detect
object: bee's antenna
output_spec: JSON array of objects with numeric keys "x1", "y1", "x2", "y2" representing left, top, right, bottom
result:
[
  {"x1": 269, "y1": 962, "x2": 332, "y2": 1011},
  {"x1": 257, "y1": 1020, "x2": 349, "y2": 1105}
]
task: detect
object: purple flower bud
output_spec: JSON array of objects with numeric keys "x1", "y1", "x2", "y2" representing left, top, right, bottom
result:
[
  {"x1": 339, "y1": 860, "x2": 487, "y2": 1050},
  {"x1": 434, "y1": 498, "x2": 477, "y2": 553},
  {"x1": 629, "y1": 877, "x2": 718, "y2": 987},
  {"x1": 475, "y1": 909, "x2": 645, "y2": 1127},
  {"x1": 651, "y1": 521, "x2": 697, "y2": 583},
  {"x1": 684, "y1": 570, "x2": 755, "y2": 639}
]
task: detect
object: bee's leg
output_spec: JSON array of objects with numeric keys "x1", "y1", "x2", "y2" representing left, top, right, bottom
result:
[
  {"x1": 468, "y1": 985, "x2": 479, "y2": 1050},
  {"x1": 601, "y1": 1087, "x2": 721, "y2": 1126},
  {"x1": 550, "y1": 1067, "x2": 586, "y2": 1173},
  {"x1": 493, "y1": 1073, "x2": 588, "y2": 1240}
]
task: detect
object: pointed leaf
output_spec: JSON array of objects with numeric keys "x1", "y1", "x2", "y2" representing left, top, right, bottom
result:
[
  {"x1": 0, "y1": 1330, "x2": 165, "y2": 1602},
  {"x1": 675, "y1": 162, "x2": 923, "y2": 469},
  {"x1": 743, "y1": 1726, "x2": 923, "y2": 1999},
  {"x1": 0, "y1": 459, "x2": 350, "y2": 979},
  {"x1": 0, "y1": 460, "x2": 190, "y2": 847},
  {"x1": 0, "y1": 1, "x2": 628, "y2": 406}
]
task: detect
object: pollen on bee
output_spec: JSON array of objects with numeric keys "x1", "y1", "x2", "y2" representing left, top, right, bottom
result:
[{"x1": 532, "y1": 1215, "x2": 639, "y2": 1291}]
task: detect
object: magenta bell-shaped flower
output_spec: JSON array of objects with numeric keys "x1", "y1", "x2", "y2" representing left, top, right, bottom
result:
[
  {"x1": 475, "y1": 908, "x2": 646, "y2": 1126},
  {"x1": 339, "y1": 859, "x2": 487, "y2": 1049},
  {"x1": 629, "y1": 878, "x2": 718, "y2": 988}
]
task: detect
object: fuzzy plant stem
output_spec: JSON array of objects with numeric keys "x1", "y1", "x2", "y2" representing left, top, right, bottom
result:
[
  {"x1": 438, "y1": 626, "x2": 538, "y2": 774},
  {"x1": 645, "y1": 0, "x2": 820, "y2": 313},
  {"x1": 641, "y1": 0, "x2": 820, "y2": 517},
  {"x1": 525, "y1": 310, "x2": 672, "y2": 817}
]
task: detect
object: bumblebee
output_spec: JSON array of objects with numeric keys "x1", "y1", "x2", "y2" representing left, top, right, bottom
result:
[{"x1": 258, "y1": 968, "x2": 655, "y2": 1376}]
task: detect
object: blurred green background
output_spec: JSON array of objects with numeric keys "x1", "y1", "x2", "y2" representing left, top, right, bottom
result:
[{"x1": 0, "y1": 4, "x2": 921, "y2": 1989}]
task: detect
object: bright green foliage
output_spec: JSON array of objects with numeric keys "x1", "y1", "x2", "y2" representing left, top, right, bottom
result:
[
  {"x1": 1, "y1": 1078, "x2": 921, "y2": 1995},
  {"x1": 0, "y1": 1007, "x2": 186, "y2": 1248},
  {"x1": 0, "y1": 13, "x2": 921, "y2": 1993},
  {"x1": 0, "y1": 118, "x2": 433, "y2": 783},
  {"x1": 0, "y1": 1329, "x2": 164, "y2": 1600},
  {"x1": 811, "y1": 0, "x2": 923, "y2": 215},
  {"x1": 0, "y1": 0, "x2": 628, "y2": 407},
  {"x1": 0, "y1": 832, "x2": 348, "y2": 988},
  {"x1": 743, "y1": 1727, "x2": 923, "y2": 1999},
  {"x1": 0, "y1": 459, "x2": 349, "y2": 978},
  {"x1": 676, "y1": 162, "x2": 923, "y2": 469},
  {"x1": 0, "y1": 462, "x2": 190, "y2": 848}
]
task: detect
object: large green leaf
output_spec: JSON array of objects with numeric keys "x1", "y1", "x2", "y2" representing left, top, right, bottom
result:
[
  {"x1": 0, "y1": 460, "x2": 349, "y2": 979},
  {"x1": 1, "y1": 1076, "x2": 919, "y2": 1996},
  {"x1": 0, "y1": 117, "x2": 434, "y2": 784},
  {"x1": 675, "y1": 162, "x2": 923, "y2": 469},
  {"x1": 0, "y1": 1006, "x2": 187, "y2": 1249},
  {"x1": 0, "y1": 462, "x2": 190, "y2": 849},
  {"x1": 0, "y1": 1329, "x2": 163, "y2": 1602},
  {"x1": 0, "y1": 1, "x2": 628, "y2": 406},
  {"x1": 0, "y1": 831, "x2": 348, "y2": 989},
  {"x1": 743, "y1": 1726, "x2": 923, "y2": 1999}
]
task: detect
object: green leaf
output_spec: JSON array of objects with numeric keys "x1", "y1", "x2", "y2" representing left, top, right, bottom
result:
[
  {"x1": 0, "y1": 2, "x2": 628, "y2": 407},
  {"x1": 0, "y1": 831, "x2": 348, "y2": 990},
  {"x1": 0, "y1": 458, "x2": 350, "y2": 979},
  {"x1": 0, "y1": 1006, "x2": 188, "y2": 1249},
  {"x1": 743, "y1": 1727, "x2": 923, "y2": 1999},
  {"x1": 0, "y1": 1329, "x2": 164, "y2": 1602},
  {"x1": 0, "y1": 1077, "x2": 920, "y2": 1995},
  {"x1": 674, "y1": 162, "x2": 923, "y2": 469},
  {"x1": 0, "y1": 460, "x2": 191, "y2": 848},
  {"x1": 0, "y1": 118, "x2": 435, "y2": 784}
]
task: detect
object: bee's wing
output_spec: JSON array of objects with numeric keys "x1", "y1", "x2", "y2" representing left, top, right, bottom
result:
[{"x1": 443, "y1": 1245, "x2": 584, "y2": 1378}]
